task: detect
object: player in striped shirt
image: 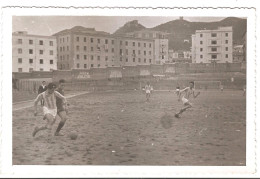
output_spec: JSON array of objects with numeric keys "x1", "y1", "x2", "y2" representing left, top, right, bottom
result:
[
  {"x1": 32, "y1": 82, "x2": 67, "y2": 137},
  {"x1": 144, "y1": 82, "x2": 153, "y2": 102}
]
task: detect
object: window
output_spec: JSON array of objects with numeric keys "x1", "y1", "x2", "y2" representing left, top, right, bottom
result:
[
  {"x1": 18, "y1": 48, "x2": 22, "y2": 54},
  {"x1": 91, "y1": 64, "x2": 94, "y2": 68},
  {"x1": 133, "y1": 58, "x2": 135, "y2": 62},
  {"x1": 84, "y1": 46, "x2": 87, "y2": 51},
  {"x1": 98, "y1": 64, "x2": 100, "y2": 67},
  {"x1": 144, "y1": 43, "x2": 146, "y2": 48},
  {"x1": 29, "y1": 59, "x2": 33, "y2": 64},
  {"x1": 84, "y1": 64, "x2": 87, "y2": 68},
  {"x1": 76, "y1": 46, "x2": 80, "y2": 51},
  {"x1": 63, "y1": 46, "x2": 65, "y2": 51},
  {"x1": 112, "y1": 48, "x2": 114, "y2": 53},
  {"x1": 40, "y1": 68, "x2": 44, "y2": 71},
  {"x1": 63, "y1": 38, "x2": 64, "y2": 43},
  {"x1": 77, "y1": 55, "x2": 80, "y2": 60},
  {"x1": 29, "y1": 68, "x2": 33, "y2": 72},
  {"x1": 84, "y1": 37, "x2": 87, "y2": 42},
  {"x1": 120, "y1": 57, "x2": 122, "y2": 61},
  {"x1": 133, "y1": 50, "x2": 135, "y2": 54},
  {"x1": 60, "y1": 47, "x2": 62, "y2": 52},
  {"x1": 29, "y1": 40, "x2": 33, "y2": 44},
  {"x1": 111, "y1": 40, "x2": 114, "y2": 45},
  {"x1": 212, "y1": 55, "x2": 217, "y2": 59},
  {"x1": 105, "y1": 39, "x2": 108, "y2": 44},
  {"x1": 200, "y1": 41, "x2": 203, "y2": 45},
  {"x1": 138, "y1": 42, "x2": 140, "y2": 47},
  {"x1": 149, "y1": 51, "x2": 151, "y2": 55},
  {"x1": 200, "y1": 34, "x2": 203, "y2": 37},
  {"x1": 105, "y1": 56, "x2": 108, "y2": 61},
  {"x1": 200, "y1": 55, "x2": 203, "y2": 59},
  {"x1": 67, "y1": 46, "x2": 69, "y2": 51},
  {"x1": 18, "y1": 39, "x2": 22, "y2": 44},
  {"x1": 226, "y1": 47, "x2": 228, "y2": 51},
  {"x1": 97, "y1": 56, "x2": 100, "y2": 60},
  {"x1": 138, "y1": 50, "x2": 141, "y2": 55},
  {"x1": 91, "y1": 55, "x2": 94, "y2": 60},
  {"x1": 125, "y1": 41, "x2": 128, "y2": 46},
  {"x1": 211, "y1": 47, "x2": 217, "y2": 51},
  {"x1": 50, "y1": 50, "x2": 53, "y2": 55},
  {"x1": 40, "y1": 59, "x2": 43, "y2": 64},
  {"x1": 60, "y1": 56, "x2": 62, "y2": 61},
  {"x1": 120, "y1": 49, "x2": 123, "y2": 55},
  {"x1": 211, "y1": 40, "x2": 217, "y2": 45},
  {"x1": 49, "y1": 41, "x2": 53, "y2": 46},
  {"x1": 50, "y1": 60, "x2": 53, "y2": 64},
  {"x1": 77, "y1": 63, "x2": 80, "y2": 68},
  {"x1": 138, "y1": 58, "x2": 141, "y2": 62},
  {"x1": 18, "y1": 68, "x2": 22, "y2": 72},
  {"x1": 149, "y1": 43, "x2": 152, "y2": 48},
  {"x1": 76, "y1": 37, "x2": 79, "y2": 42},
  {"x1": 225, "y1": 54, "x2": 228, "y2": 58},
  {"x1": 67, "y1": 55, "x2": 69, "y2": 60},
  {"x1": 211, "y1": 33, "x2": 217, "y2": 37},
  {"x1": 149, "y1": 59, "x2": 152, "y2": 63},
  {"x1": 144, "y1": 51, "x2": 146, "y2": 56},
  {"x1": 225, "y1": 40, "x2": 228, "y2": 44},
  {"x1": 126, "y1": 58, "x2": 128, "y2": 62},
  {"x1": 39, "y1": 40, "x2": 43, "y2": 45},
  {"x1": 39, "y1": 50, "x2": 43, "y2": 55},
  {"x1": 144, "y1": 58, "x2": 147, "y2": 63},
  {"x1": 225, "y1": 33, "x2": 228, "y2": 37},
  {"x1": 133, "y1": 42, "x2": 135, "y2": 46},
  {"x1": 126, "y1": 49, "x2": 128, "y2": 55},
  {"x1": 84, "y1": 55, "x2": 87, "y2": 60},
  {"x1": 91, "y1": 38, "x2": 94, "y2": 43},
  {"x1": 91, "y1": 47, "x2": 94, "y2": 52},
  {"x1": 162, "y1": 55, "x2": 164, "y2": 59},
  {"x1": 120, "y1": 41, "x2": 122, "y2": 45},
  {"x1": 97, "y1": 39, "x2": 100, "y2": 44},
  {"x1": 18, "y1": 58, "x2": 22, "y2": 63},
  {"x1": 200, "y1": 48, "x2": 203, "y2": 52}
]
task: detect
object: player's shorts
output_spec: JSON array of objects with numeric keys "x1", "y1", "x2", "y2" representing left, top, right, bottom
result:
[
  {"x1": 57, "y1": 105, "x2": 66, "y2": 113},
  {"x1": 182, "y1": 97, "x2": 189, "y2": 105},
  {"x1": 43, "y1": 106, "x2": 57, "y2": 118},
  {"x1": 146, "y1": 90, "x2": 151, "y2": 94}
]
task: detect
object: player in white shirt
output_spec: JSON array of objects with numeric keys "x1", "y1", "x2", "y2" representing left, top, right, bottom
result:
[
  {"x1": 175, "y1": 81, "x2": 200, "y2": 118},
  {"x1": 144, "y1": 82, "x2": 153, "y2": 102}
]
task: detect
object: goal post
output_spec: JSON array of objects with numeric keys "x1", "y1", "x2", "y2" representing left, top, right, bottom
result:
[{"x1": 194, "y1": 81, "x2": 222, "y2": 90}]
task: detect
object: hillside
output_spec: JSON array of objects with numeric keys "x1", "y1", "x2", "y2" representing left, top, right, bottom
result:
[{"x1": 113, "y1": 17, "x2": 247, "y2": 51}]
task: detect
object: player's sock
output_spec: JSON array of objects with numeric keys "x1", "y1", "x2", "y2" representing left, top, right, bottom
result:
[{"x1": 55, "y1": 121, "x2": 65, "y2": 136}]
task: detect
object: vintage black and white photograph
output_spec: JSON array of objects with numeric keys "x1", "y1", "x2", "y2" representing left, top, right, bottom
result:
[{"x1": 11, "y1": 15, "x2": 248, "y2": 166}]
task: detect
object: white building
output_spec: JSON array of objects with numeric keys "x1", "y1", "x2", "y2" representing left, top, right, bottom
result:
[
  {"x1": 191, "y1": 27, "x2": 233, "y2": 63},
  {"x1": 12, "y1": 31, "x2": 57, "y2": 72}
]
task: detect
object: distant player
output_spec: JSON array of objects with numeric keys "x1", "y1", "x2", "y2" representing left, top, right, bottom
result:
[
  {"x1": 144, "y1": 82, "x2": 153, "y2": 102},
  {"x1": 175, "y1": 81, "x2": 200, "y2": 118},
  {"x1": 55, "y1": 79, "x2": 69, "y2": 136},
  {"x1": 243, "y1": 85, "x2": 246, "y2": 96},
  {"x1": 32, "y1": 83, "x2": 67, "y2": 138},
  {"x1": 220, "y1": 84, "x2": 224, "y2": 92},
  {"x1": 175, "y1": 86, "x2": 180, "y2": 98}
]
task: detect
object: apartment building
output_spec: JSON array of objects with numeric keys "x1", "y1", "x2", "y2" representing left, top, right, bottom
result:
[
  {"x1": 191, "y1": 27, "x2": 233, "y2": 63},
  {"x1": 12, "y1": 31, "x2": 57, "y2": 72},
  {"x1": 126, "y1": 30, "x2": 169, "y2": 64}
]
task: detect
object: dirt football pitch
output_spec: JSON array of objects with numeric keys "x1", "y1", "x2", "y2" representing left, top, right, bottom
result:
[{"x1": 13, "y1": 90, "x2": 246, "y2": 165}]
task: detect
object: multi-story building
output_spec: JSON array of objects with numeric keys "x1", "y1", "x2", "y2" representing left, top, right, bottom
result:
[
  {"x1": 12, "y1": 31, "x2": 57, "y2": 72},
  {"x1": 54, "y1": 26, "x2": 168, "y2": 70},
  {"x1": 53, "y1": 26, "x2": 116, "y2": 70},
  {"x1": 168, "y1": 50, "x2": 192, "y2": 63},
  {"x1": 191, "y1": 27, "x2": 233, "y2": 63},
  {"x1": 126, "y1": 30, "x2": 169, "y2": 65}
]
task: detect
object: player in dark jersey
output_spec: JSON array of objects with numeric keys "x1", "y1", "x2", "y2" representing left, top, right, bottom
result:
[{"x1": 54, "y1": 79, "x2": 69, "y2": 136}]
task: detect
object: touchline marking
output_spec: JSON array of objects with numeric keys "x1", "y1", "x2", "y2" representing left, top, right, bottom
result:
[{"x1": 13, "y1": 92, "x2": 89, "y2": 111}]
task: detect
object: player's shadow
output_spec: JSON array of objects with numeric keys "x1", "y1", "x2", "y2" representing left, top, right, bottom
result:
[{"x1": 160, "y1": 113, "x2": 174, "y2": 129}]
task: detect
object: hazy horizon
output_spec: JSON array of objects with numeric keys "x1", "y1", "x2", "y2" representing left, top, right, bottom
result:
[{"x1": 13, "y1": 16, "x2": 245, "y2": 36}]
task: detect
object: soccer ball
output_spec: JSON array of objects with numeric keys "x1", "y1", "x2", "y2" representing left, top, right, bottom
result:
[{"x1": 69, "y1": 131, "x2": 78, "y2": 140}]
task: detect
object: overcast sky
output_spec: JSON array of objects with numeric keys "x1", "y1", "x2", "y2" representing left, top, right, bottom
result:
[{"x1": 13, "y1": 16, "x2": 229, "y2": 36}]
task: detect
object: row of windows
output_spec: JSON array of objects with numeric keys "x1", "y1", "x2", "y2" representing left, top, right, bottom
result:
[
  {"x1": 199, "y1": 47, "x2": 229, "y2": 52},
  {"x1": 199, "y1": 33, "x2": 229, "y2": 38},
  {"x1": 199, "y1": 54, "x2": 230, "y2": 59},
  {"x1": 120, "y1": 41, "x2": 152, "y2": 48},
  {"x1": 60, "y1": 54, "x2": 112, "y2": 61},
  {"x1": 76, "y1": 63, "x2": 99, "y2": 68},
  {"x1": 17, "y1": 39, "x2": 54, "y2": 46},
  {"x1": 120, "y1": 57, "x2": 152, "y2": 63},
  {"x1": 119, "y1": 49, "x2": 152, "y2": 56},
  {"x1": 17, "y1": 58, "x2": 54, "y2": 64},
  {"x1": 17, "y1": 49, "x2": 54, "y2": 55},
  {"x1": 59, "y1": 45, "x2": 114, "y2": 53},
  {"x1": 17, "y1": 68, "x2": 52, "y2": 72},
  {"x1": 199, "y1": 40, "x2": 229, "y2": 45},
  {"x1": 75, "y1": 37, "x2": 115, "y2": 45}
]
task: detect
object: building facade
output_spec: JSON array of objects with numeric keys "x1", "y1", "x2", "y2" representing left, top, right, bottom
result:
[
  {"x1": 168, "y1": 50, "x2": 192, "y2": 63},
  {"x1": 191, "y1": 27, "x2": 233, "y2": 63},
  {"x1": 54, "y1": 27, "x2": 168, "y2": 70},
  {"x1": 12, "y1": 31, "x2": 57, "y2": 72},
  {"x1": 233, "y1": 45, "x2": 244, "y2": 63}
]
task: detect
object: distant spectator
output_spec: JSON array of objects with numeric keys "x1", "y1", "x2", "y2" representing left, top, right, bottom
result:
[{"x1": 38, "y1": 81, "x2": 47, "y2": 106}]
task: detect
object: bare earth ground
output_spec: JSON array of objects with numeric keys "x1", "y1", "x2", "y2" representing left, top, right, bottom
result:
[{"x1": 13, "y1": 90, "x2": 246, "y2": 165}]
